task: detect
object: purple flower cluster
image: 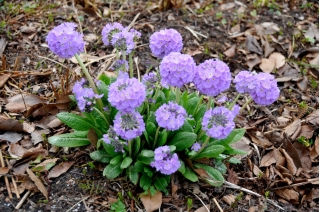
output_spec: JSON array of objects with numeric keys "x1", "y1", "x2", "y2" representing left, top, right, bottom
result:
[
  {"x1": 191, "y1": 142, "x2": 201, "y2": 152},
  {"x1": 102, "y1": 22, "x2": 124, "y2": 46},
  {"x1": 111, "y1": 59, "x2": 129, "y2": 72},
  {"x1": 113, "y1": 111, "x2": 145, "y2": 140},
  {"x1": 142, "y1": 72, "x2": 160, "y2": 91},
  {"x1": 202, "y1": 106, "x2": 235, "y2": 140},
  {"x1": 250, "y1": 73, "x2": 280, "y2": 105},
  {"x1": 155, "y1": 102, "x2": 187, "y2": 131},
  {"x1": 234, "y1": 71, "x2": 255, "y2": 94},
  {"x1": 149, "y1": 28, "x2": 183, "y2": 58},
  {"x1": 150, "y1": 146, "x2": 180, "y2": 175},
  {"x1": 230, "y1": 104, "x2": 240, "y2": 119},
  {"x1": 46, "y1": 22, "x2": 85, "y2": 59},
  {"x1": 159, "y1": 52, "x2": 196, "y2": 88},
  {"x1": 111, "y1": 30, "x2": 135, "y2": 54},
  {"x1": 234, "y1": 71, "x2": 280, "y2": 106},
  {"x1": 194, "y1": 59, "x2": 231, "y2": 97},
  {"x1": 72, "y1": 79, "x2": 103, "y2": 112},
  {"x1": 102, "y1": 127, "x2": 125, "y2": 153},
  {"x1": 108, "y1": 72, "x2": 146, "y2": 113}
]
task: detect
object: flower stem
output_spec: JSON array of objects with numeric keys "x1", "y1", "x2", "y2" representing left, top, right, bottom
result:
[
  {"x1": 197, "y1": 129, "x2": 205, "y2": 140},
  {"x1": 175, "y1": 87, "x2": 180, "y2": 103},
  {"x1": 75, "y1": 54, "x2": 103, "y2": 110},
  {"x1": 207, "y1": 96, "x2": 213, "y2": 110},
  {"x1": 229, "y1": 93, "x2": 241, "y2": 110},
  {"x1": 128, "y1": 139, "x2": 133, "y2": 157},
  {"x1": 192, "y1": 95, "x2": 203, "y2": 117},
  {"x1": 153, "y1": 126, "x2": 161, "y2": 149},
  {"x1": 240, "y1": 97, "x2": 253, "y2": 113},
  {"x1": 93, "y1": 107, "x2": 110, "y2": 127},
  {"x1": 190, "y1": 136, "x2": 210, "y2": 160},
  {"x1": 129, "y1": 52, "x2": 134, "y2": 78}
]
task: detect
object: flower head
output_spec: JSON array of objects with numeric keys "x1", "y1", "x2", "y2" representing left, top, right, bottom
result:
[
  {"x1": 202, "y1": 106, "x2": 235, "y2": 140},
  {"x1": 111, "y1": 30, "x2": 135, "y2": 54},
  {"x1": 160, "y1": 52, "x2": 196, "y2": 88},
  {"x1": 218, "y1": 96, "x2": 228, "y2": 103},
  {"x1": 46, "y1": 22, "x2": 85, "y2": 59},
  {"x1": 108, "y1": 75, "x2": 146, "y2": 113},
  {"x1": 149, "y1": 28, "x2": 183, "y2": 58},
  {"x1": 155, "y1": 102, "x2": 187, "y2": 131},
  {"x1": 113, "y1": 111, "x2": 145, "y2": 140},
  {"x1": 230, "y1": 104, "x2": 240, "y2": 119},
  {"x1": 194, "y1": 59, "x2": 231, "y2": 96},
  {"x1": 103, "y1": 127, "x2": 125, "y2": 153},
  {"x1": 111, "y1": 59, "x2": 129, "y2": 72},
  {"x1": 250, "y1": 73, "x2": 280, "y2": 105},
  {"x1": 234, "y1": 71, "x2": 255, "y2": 94},
  {"x1": 142, "y1": 72, "x2": 160, "y2": 91},
  {"x1": 191, "y1": 142, "x2": 201, "y2": 152},
  {"x1": 128, "y1": 28, "x2": 141, "y2": 42},
  {"x1": 102, "y1": 22, "x2": 124, "y2": 46},
  {"x1": 150, "y1": 146, "x2": 180, "y2": 175},
  {"x1": 72, "y1": 79, "x2": 103, "y2": 112}
]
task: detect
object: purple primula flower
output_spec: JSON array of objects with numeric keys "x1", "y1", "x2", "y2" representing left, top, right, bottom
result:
[
  {"x1": 234, "y1": 71, "x2": 255, "y2": 94},
  {"x1": 149, "y1": 29, "x2": 183, "y2": 59},
  {"x1": 142, "y1": 72, "x2": 160, "y2": 91},
  {"x1": 250, "y1": 73, "x2": 280, "y2": 105},
  {"x1": 230, "y1": 104, "x2": 240, "y2": 119},
  {"x1": 191, "y1": 142, "x2": 201, "y2": 152},
  {"x1": 194, "y1": 59, "x2": 231, "y2": 97},
  {"x1": 155, "y1": 102, "x2": 187, "y2": 131},
  {"x1": 111, "y1": 30, "x2": 135, "y2": 54},
  {"x1": 218, "y1": 96, "x2": 228, "y2": 103},
  {"x1": 102, "y1": 127, "x2": 125, "y2": 153},
  {"x1": 128, "y1": 28, "x2": 141, "y2": 42},
  {"x1": 72, "y1": 79, "x2": 103, "y2": 112},
  {"x1": 108, "y1": 74, "x2": 146, "y2": 113},
  {"x1": 113, "y1": 111, "x2": 145, "y2": 140},
  {"x1": 150, "y1": 146, "x2": 180, "y2": 175},
  {"x1": 102, "y1": 22, "x2": 124, "y2": 46},
  {"x1": 202, "y1": 106, "x2": 235, "y2": 140},
  {"x1": 111, "y1": 59, "x2": 129, "y2": 72},
  {"x1": 46, "y1": 22, "x2": 85, "y2": 59},
  {"x1": 160, "y1": 52, "x2": 196, "y2": 88}
]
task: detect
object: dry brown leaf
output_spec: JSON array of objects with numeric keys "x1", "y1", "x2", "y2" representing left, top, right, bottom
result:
[
  {"x1": 298, "y1": 125, "x2": 314, "y2": 139},
  {"x1": 33, "y1": 158, "x2": 59, "y2": 172},
  {"x1": 280, "y1": 149, "x2": 297, "y2": 175},
  {"x1": 48, "y1": 161, "x2": 75, "y2": 179},
  {"x1": 310, "y1": 137, "x2": 319, "y2": 160},
  {"x1": 6, "y1": 94, "x2": 44, "y2": 113},
  {"x1": 246, "y1": 54, "x2": 261, "y2": 70},
  {"x1": 88, "y1": 128, "x2": 98, "y2": 147},
  {"x1": 230, "y1": 24, "x2": 240, "y2": 34},
  {"x1": 284, "y1": 119, "x2": 301, "y2": 140},
  {"x1": 26, "y1": 168, "x2": 48, "y2": 200},
  {"x1": 231, "y1": 136, "x2": 252, "y2": 159},
  {"x1": 31, "y1": 130, "x2": 50, "y2": 145},
  {"x1": 309, "y1": 53, "x2": 319, "y2": 66},
  {"x1": 195, "y1": 204, "x2": 210, "y2": 212},
  {"x1": 0, "y1": 131, "x2": 23, "y2": 143},
  {"x1": 8, "y1": 143, "x2": 26, "y2": 159},
  {"x1": 220, "y1": 2, "x2": 235, "y2": 10},
  {"x1": 0, "y1": 167, "x2": 9, "y2": 176},
  {"x1": 253, "y1": 164, "x2": 263, "y2": 176},
  {"x1": 269, "y1": 52, "x2": 286, "y2": 69},
  {"x1": 247, "y1": 129, "x2": 272, "y2": 148},
  {"x1": 70, "y1": 53, "x2": 99, "y2": 64},
  {"x1": 20, "y1": 26, "x2": 36, "y2": 33},
  {"x1": 259, "y1": 58, "x2": 276, "y2": 73},
  {"x1": 274, "y1": 149, "x2": 286, "y2": 166},
  {"x1": 245, "y1": 35, "x2": 263, "y2": 55},
  {"x1": 0, "y1": 37, "x2": 8, "y2": 57},
  {"x1": 0, "y1": 117, "x2": 34, "y2": 133},
  {"x1": 223, "y1": 194, "x2": 235, "y2": 205},
  {"x1": 12, "y1": 162, "x2": 30, "y2": 175},
  {"x1": 260, "y1": 151, "x2": 276, "y2": 167},
  {"x1": 297, "y1": 76, "x2": 309, "y2": 91},
  {"x1": 306, "y1": 109, "x2": 319, "y2": 125},
  {"x1": 275, "y1": 189, "x2": 299, "y2": 204},
  {"x1": 0, "y1": 74, "x2": 10, "y2": 88},
  {"x1": 227, "y1": 168, "x2": 239, "y2": 185},
  {"x1": 140, "y1": 190, "x2": 162, "y2": 212},
  {"x1": 223, "y1": 44, "x2": 236, "y2": 58}
]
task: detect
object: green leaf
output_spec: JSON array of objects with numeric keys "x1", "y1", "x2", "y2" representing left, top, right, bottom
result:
[
  {"x1": 102, "y1": 142, "x2": 120, "y2": 157},
  {"x1": 90, "y1": 149, "x2": 111, "y2": 163},
  {"x1": 132, "y1": 161, "x2": 145, "y2": 172},
  {"x1": 137, "y1": 154, "x2": 154, "y2": 165},
  {"x1": 228, "y1": 157, "x2": 242, "y2": 164},
  {"x1": 215, "y1": 160, "x2": 227, "y2": 174},
  {"x1": 110, "y1": 199, "x2": 126, "y2": 212},
  {"x1": 156, "y1": 90, "x2": 166, "y2": 104},
  {"x1": 185, "y1": 97, "x2": 199, "y2": 116},
  {"x1": 57, "y1": 112, "x2": 98, "y2": 131},
  {"x1": 156, "y1": 130, "x2": 168, "y2": 147},
  {"x1": 154, "y1": 176, "x2": 169, "y2": 195},
  {"x1": 120, "y1": 157, "x2": 133, "y2": 169},
  {"x1": 140, "y1": 173, "x2": 153, "y2": 190},
  {"x1": 210, "y1": 129, "x2": 246, "y2": 146},
  {"x1": 98, "y1": 74, "x2": 111, "y2": 86},
  {"x1": 168, "y1": 132, "x2": 197, "y2": 151},
  {"x1": 223, "y1": 148, "x2": 247, "y2": 155},
  {"x1": 146, "y1": 122, "x2": 157, "y2": 137},
  {"x1": 128, "y1": 166, "x2": 139, "y2": 185},
  {"x1": 141, "y1": 150, "x2": 155, "y2": 158},
  {"x1": 147, "y1": 112, "x2": 156, "y2": 125},
  {"x1": 149, "y1": 186, "x2": 157, "y2": 196},
  {"x1": 181, "y1": 166, "x2": 198, "y2": 182},
  {"x1": 179, "y1": 90, "x2": 188, "y2": 107},
  {"x1": 103, "y1": 163, "x2": 122, "y2": 179},
  {"x1": 178, "y1": 160, "x2": 186, "y2": 174},
  {"x1": 110, "y1": 155, "x2": 123, "y2": 165},
  {"x1": 194, "y1": 163, "x2": 225, "y2": 186},
  {"x1": 194, "y1": 105, "x2": 206, "y2": 122},
  {"x1": 176, "y1": 120, "x2": 194, "y2": 133},
  {"x1": 193, "y1": 145, "x2": 225, "y2": 160},
  {"x1": 132, "y1": 138, "x2": 141, "y2": 157},
  {"x1": 143, "y1": 166, "x2": 154, "y2": 177},
  {"x1": 48, "y1": 132, "x2": 90, "y2": 147},
  {"x1": 97, "y1": 81, "x2": 109, "y2": 104},
  {"x1": 88, "y1": 109, "x2": 107, "y2": 131}
]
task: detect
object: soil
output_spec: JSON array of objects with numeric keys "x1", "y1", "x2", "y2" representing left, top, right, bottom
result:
[{"x1": 0, "y1": 0, "x2": 319, "y2": 211}]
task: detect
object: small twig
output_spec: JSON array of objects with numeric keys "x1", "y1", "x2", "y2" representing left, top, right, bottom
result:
[
  {"x1": 0, "y1": 150, "x2": 12, "y2": 199},
  {"x1": 66, "y1": 196, "x2": 89, "y2": 212},
  {"x1": 192, "y1": 193, "x2": 210, "y2": 212},
  {"x1": 6, "y1": 158, "x2": 20, "y2": 199},
  {"x1": 127, "y1": 13, "x2": 141, "y2": 30},
  {"x1": 252, "y1": 143, "x2": 261, "y2": 165},
  {"x1": 37, "y1": 55, "x2": 68, "y2": 69},
  {"x1": 213, "y1": 198, "x2": 223, "y2": 212},
  {"x1": 224, "y1": 181, "x2": 285, "y2": 211},
  {"x1": 270, "y1": 178, "x2": 319, "y2": 191},
  {"x1": 134, "y1": 57, "x2": 140, "y2": 81},
  {"x1": 15, "y1": 191, "x2": 31, "y2": 209},
  {"x1": 80, "y1": 193, "x2": 90, "y2": 211}
]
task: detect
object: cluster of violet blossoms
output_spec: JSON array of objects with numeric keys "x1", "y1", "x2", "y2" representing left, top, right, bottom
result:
[{"x1": 150, "y1": 146, "x2": 180, "y2": 175}]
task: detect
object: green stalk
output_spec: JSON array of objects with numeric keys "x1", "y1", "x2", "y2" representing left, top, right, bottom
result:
[
  {"x1": 197, "y1": 129, "x2": 205, "y2": 140},
  {"x1": 175, "y1": 87, "x2": 180, "y2": 103},
  {"x1": 129, "y1": 52, "x2": 134, "y2": 78},
  {"x1": 229, "y1": 93, "x2": 241, "y2": 110},
  {"x1": 128, "y1": 139, "x2": 133, "y2": 157},
  {"x1": 93, "y1": 107, "x2": 110, "y2": 127},
  {"x1": 75, "y1": 54, "x2": 103, "y2": 110},
  {"x1": 190, "y1": 136, "x2": 210, "y2": 160},
  {"x1": 153, "y1": 126, "x2": 161, "y2": 149},
  {"x1": 240, "y1": 97, "x2": 253, "y2": 113},
  {"x1": 207, "y1": 96, "x2": 213, "y2": 110},
  {"x1": 192, "y1": 95, "x2": 203, "y2": 117}
]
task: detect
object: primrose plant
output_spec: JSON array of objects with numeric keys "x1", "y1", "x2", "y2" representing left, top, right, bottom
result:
[{"x1": 47, "y1": 22, "x2": 280, "y2": 195}]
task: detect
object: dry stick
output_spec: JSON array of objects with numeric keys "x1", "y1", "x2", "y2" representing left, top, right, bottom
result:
[
  {"x1": 6, "y1": 158, "x2": 20, "y2": 199},
  {"x1": 66, "y1": 196, "x2": 89, "y2": 212},
  {"x1": 37, "y1": 55, "x2": 68, "y2": 69},
  {"x1": 270, "y1": 178, "x2": 319, "y2": 191},
  {"x1": 15, "y1": 191, "x2": 31, "y2": 209},
  {"x1": 192, "y1": 193, "x2": 210, "y2": 212},
  {"x1": 0, "y1": 150, "x2": 12, "y2": 199},
  {"x1": 224, "y1": 181, "x2": 285, "y2": 211},
  {"x1": 213, "y1": 198, "x2": 223, "y2": 212}
]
